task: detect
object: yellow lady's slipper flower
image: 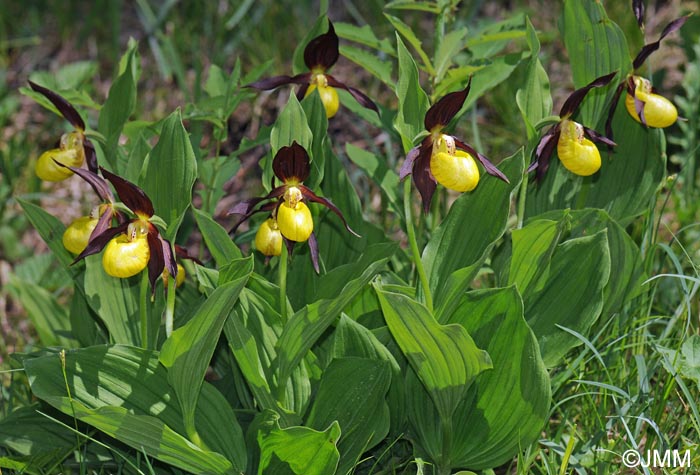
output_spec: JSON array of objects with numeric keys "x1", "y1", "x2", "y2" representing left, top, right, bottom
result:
[
  {"x1": 102, "y1": 225, "x2": 150, "y2": 278},
  {"x1": 28, "y1": 81, "x2": 98, "y2": 180},
  {"x1": 399, "y1": 77, "x2": 508, "y2": 212},
  {"x1": 247, "y1": 20, "x2": 377, "y2": 119},
  {"x1": 163, "y1": 263, "x2": 186, "y2": 288},
  {"x1": 63, "y1": 214, "x2": 98, "y2": 255},
  {"x1": 229, "y1": 142, "x2": 358, "y2": 272},
  {"x1": 530, "y1": 73, "x2": 617, "y2": 180}
]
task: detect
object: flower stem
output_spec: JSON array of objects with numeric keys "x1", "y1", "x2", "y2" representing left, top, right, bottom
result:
[
  {"x1": 404, "y1": 179, "x2": 434, "y2": 313},
  {"x1": 164, "y1": 276, "x2": 176, "y2": 338},
  {"x1": 139, "y1": 271, "x2": 149, "y2": 349},
  {"x1": 279, "y1": 244, "x2": 288, "y2": 323},
  {"x1": 517, "y1": 170, "x2": 529, "y2": 229}
]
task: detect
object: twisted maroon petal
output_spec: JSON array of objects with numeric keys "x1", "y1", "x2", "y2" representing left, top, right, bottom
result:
[
  {"x1": 72, "y1": 221, "x2": 129, "y2": 264},
  {"x1": 28, "y1": 80, "x2": 85, "y2": 131},
  {"x1": 299, "y1": 184, "x2": 360, "y2": 237},
  {"x1": 454, "y1": 138, "x2": 509, "y2": 184},
  {"x1": 246, "y1": 73, "x2": 311, "y2": 91},
  {"x1": 559, "y1": 71, "x2": 617, "y2": 118},
  {"x1": 325, "y1": 75, "x2": 378, "y2": 113},
  {"x1": 633, "y1": 15, "x2": 689, "y2": 70}
]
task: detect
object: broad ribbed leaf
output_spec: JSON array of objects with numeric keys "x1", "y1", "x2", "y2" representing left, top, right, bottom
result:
[
  {"x1": 394, "y1": 34, "x2": 429, "y2": 152},
  {"x1": 23, "y1": 345, "x2": 244, "y2": 474},
  {"x1": 422, "y1": 149, "x2": 524, "y2": 301},
  {"x1": 376, "y1": 288, "x2": 492, "y2": 420},
  {"x1": 83, "y1": 255, "x2": 140, "y2": 345},
  {"x1": 410, "y1": 287, "x2": 550, "y2": 470},
  {"x1": 300, "y1": 91, "x2": 327, "y2": 190},
  {"x1": 270, "y1": 92, "x2": 313, "y2": 155},
  {"x1": 561, "y1": 0, "x2": 629, "y2": 125},
  {"x1": 258, "y1": 419, "x2": 340, "y2": 475},
  {"x1": 17, "y1": 199, "x2": 74, "y2": 271},
  {"x1": 6, "y1": 275, "x2": 75, "y2": 348},
  {"x1": 193, "y1": 207, "x2": 242, "y2": 267},
  {"x1": 275, "y1": 253, "x2": 390, "y2": 392},
  {"x1": 339, "y1": 44, "x2": 393, "y2": 85},
  {"x1": 98, "y1": 42, "x2": 139, "y2": 170},
  {"x1": 160, "y1": 274, "x2": 250, "y2": 455},
  {"x1": 306, "y1": 358, "x2": 391, "y2": 475},
  {"x1": 346, "y1": 143, "x2": 401, "y2": 214},
  {"x1": 142, "y1": 110, "x2": 197, "y2": 237},
  {"x1": 524, "y1": 230, "x2": 611, "y2": 366}
]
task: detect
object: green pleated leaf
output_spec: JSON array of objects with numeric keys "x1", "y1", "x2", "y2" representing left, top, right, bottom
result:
[
  {"x1": 434, "y1": 28, "x2": 468, "y2": 83},
  {"x1": 258, "y1": 418, "x2": 340, "y2": 475},
  {"x1": 6, "y1": 275, "x2": 75, "y2": 348},
  {"x1": 193, "y1": 207, "x2": 242, "y2": 268},
  {"x1": 376, "y1": 287, "x2": 492, "y2": 420},
  {"x1": 306, "y1": 357, "x2": 391, "y2": 475},
  {"x1": 409, "y1": 287, "x2": 549, "y2": 471},
  {"x1": 516, "y1": 16, "x2": 552, "y2": 143},
  {"x1": 142, "y1": 110, "x2": 197, "y2": 236},
  {"x1": 160, "y1": 273, "x2": 250, "y2": 452},
  {"x1": 346, "y1": 143, "x2": 401, "y2": 214},
  {"x1": 334, "y1": 22, "x2": 394, "y2": 55},
  {"x1": 339, "y1": 44, "x2": 393, "y2": 85},
  {"x1": 394, "y1": 34, "x2": 430, "y2": 152},
  {"x1": 83, "y1": 255, "x2": 140, "y2": 345},
  {"x1": 524, "y1": 230, "x2": 611, "y2": 366},
  {"x1": 23, "y1": 345, "x2": 244, "y2": 474},
  {"x1": 270, "y1": 92, "x2": 313, "y2": 155},
  {"x1": 16, "y1": 198, "x2": 74, "y2": 271},
  {"x1": 423, "y1": 149, "x2": 524, "y2": 303},
  {"x1": 508, "y1": 218, "x2": 567, "y2": 296},
  {"x1": 275, "y1": 252, "x2": 390, "y2": 392},
  {"x1": 300, "y1": 91, "x2": 327, "y2": 190},
  {"x1": 561, "y1": 0, "x2": 629, "y2": 125},
  {"x1": 385, "y1": 15, "x2": 434, "y2": 76},
  {"x1": 535, "y1": 209, "x2": 646, "y2": 318},
  {"x1": 98, "y1": 42, "x2": 139, "y2": 170}
]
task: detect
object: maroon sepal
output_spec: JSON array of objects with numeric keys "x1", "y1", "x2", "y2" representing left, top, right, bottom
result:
[
  {"x1": 66, "y1": 166, "x2": 114, "y2": 202},
  {"x1": 28, "y1": 80, "x2": 85, "y2": 131},
  {"x1": 229, "y1": 198, "x2": 280, "y2": 233},
  {"x1": 412, "y1": 147, "x2": 437, "y2": 213},
  {"x1": 308, "y1": 232, "x2": 320, "y2": 274},
  {"x1": 83, "y1": 138, "x2": 98, "y2": 173},
  {"x1": 325, "y1": 75, "x2": 379, "y2": 113},
  {"x1": 454, "y1": 138, "x2": 509, "y2": 183},
  {"x1": 424, "y1": 77, "x2": 472, "y2": 131},
  {"x1": 582, "y1": 126, "x2": 616, "y2": 148},
  {"x1": 90, "y1": 208, "x2": 116, "y2": 245},
  {"x1": 530, "y1": 128, "x2": 560, "y2": 182},
  {"x1": 400, "y1": 145, "x2": 423, "y2": 181},
  {"x1": 273, "y1": 142, "x2": 311, "y2": 183},
  {"x1": 100, "y1": 167, "x2": 155, "y2": 217},
  {"x1": 175, "y1": 244, "x2": 203, "y2": 266},
  {"x1": 299, "y1": 184, "x2": 361, "y2": 237},
  {"x1": 284, "y1": 238, "x2": 295, "y2": 261},
  {"x1": 604, "y1": 82, "x2": 627, "y2": 142},
  {"x1": 72, "y1": 221, "x2": 129, "y2": 264},
  {"x1": 146, "y1": 232, "x2": 165, "y2": 291},
  {"x1": 559, "y1": 72, "x2": 617, "y2": 118},
  {"x1": 633, "y1": 0, "x2": 645, "y2": 28},
  {"x1": 246, "y1": 73, "x2": 310, "y2": 91},
  {"x1": 304, "y1": 21, "x2": 339, "y2": 71},
  {"x1": 633, "y1": 15, "x2": 689, "y2": 70}
]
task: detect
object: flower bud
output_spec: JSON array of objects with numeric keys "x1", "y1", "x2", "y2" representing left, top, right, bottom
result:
[
  {"x1": 557, "y1": 120, "x2": 601, "y2": 176},
  {"x1": 62, "y1": 216, "x2": 98, "y2": 255},
  {"x1": 254, "y1": 218, "x2": 283, "y2": 256},
  {"x1": 102, "y1": 234, "x2": 150, "y2": 278},
  {"x1": 625, "y1": 76, "x2": 677, "y2": 128}
]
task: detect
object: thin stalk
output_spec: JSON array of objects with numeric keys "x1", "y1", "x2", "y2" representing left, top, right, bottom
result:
[
  {"x1": 164, "y1": 276, "x2": 176, "y2": 338},
  {"x1": 404, "y1": 180, "x2": 434, "y2": 313},
  {"x1": 139, "y1": 271, "x2": 150, "y2": 349},
  {"x1": 517, "y1": 171, "x2": 529, "y2": 229},
  {"x1": 279, "y1": 244, "x2": 288, "y2": 322}
]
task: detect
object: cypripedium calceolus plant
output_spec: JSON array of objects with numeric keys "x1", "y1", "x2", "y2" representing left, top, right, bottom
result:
[
  {"x1": 246, "y1": 21, "x2": 378, "y2": 118},
  {"x1": 229, "y1": 142, "x2": 358, "y2": 271},
  {"x1": 605, "y1": 13, "x2": 689, "y2": 138},
  {"x1": 399, "y1": 77, "x2": 509, "y2": 212},
  {"x1": 73, "y1": 167, "x2": 177, "y2": 290},
  {"x1": 60, "y1": 166, "x2": 122, "y2": 255},
  {"x1": 529, "y1": 72, "x2": 617, "y2": 181},
  {"x1": 28, "y1": 81, "x2": 97, "y2": 181}
]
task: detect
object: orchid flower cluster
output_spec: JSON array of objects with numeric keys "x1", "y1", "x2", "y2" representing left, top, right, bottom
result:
[{"x1": 29, "y1": 9, "x2": 687, "y2": 285}]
